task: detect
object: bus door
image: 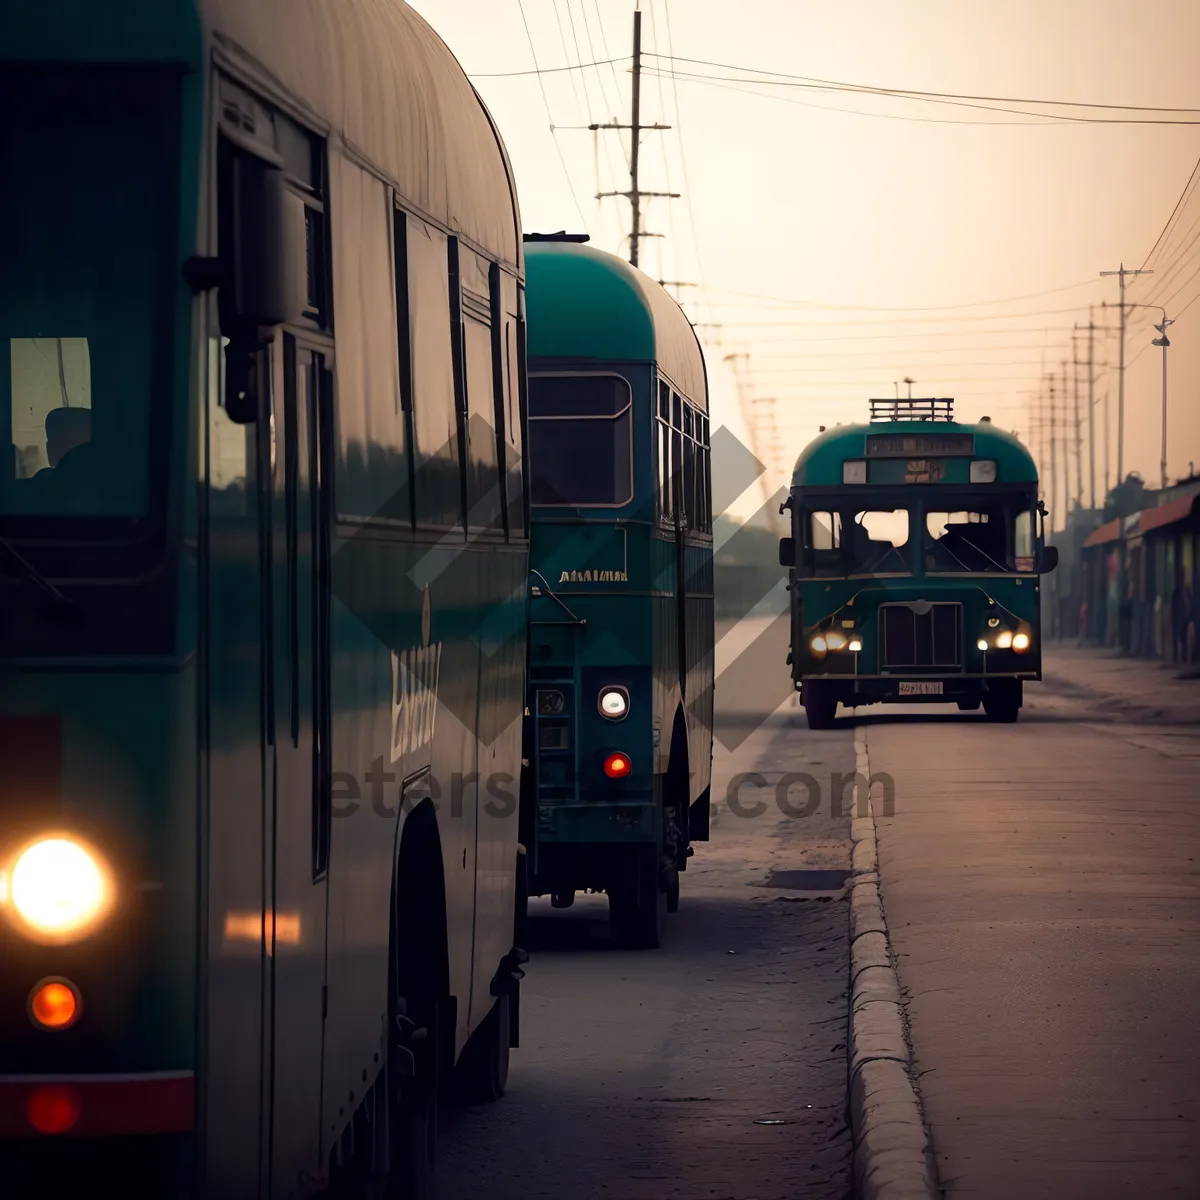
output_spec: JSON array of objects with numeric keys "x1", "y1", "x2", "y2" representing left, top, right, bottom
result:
[{"x1": 263, "y1": 333, "x2": 332, "y2": 1196}]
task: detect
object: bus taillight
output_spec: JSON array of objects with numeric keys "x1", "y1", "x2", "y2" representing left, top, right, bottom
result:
[
  {"x1": 27, "y1": 1085, "x2": 80, "y2": 1134},
  {"x1": 603, "y1": 752, "x2": 631, "y2": 779}
]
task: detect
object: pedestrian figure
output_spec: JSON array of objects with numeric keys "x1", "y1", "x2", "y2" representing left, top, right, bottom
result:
[{"x1": 1171, "y1": 570, "x2": 1189, "y2": 665}]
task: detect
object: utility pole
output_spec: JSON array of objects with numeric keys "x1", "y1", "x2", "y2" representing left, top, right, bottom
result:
[
  {"x1": 1100, "y1": 263, "x2": 1153, "y2": 486},
  {"x1": 1048, "y1": 372, "x2": 1058, "y2": 534},
  {"x1": 1086, "y1": 308, "x2": 1096, "y2": 511},
  {"x1": 592, "y1": 10, "x2": 678, "y2": 268},
  {"x1": 1153, "y1": 311, "x2": 1175, "y2": 490},
  {"x1": 725, "y1": 352, "x2": 782, "y2": 533},
  {"x1": 1070, "y1": 343, "x2": 1082, "y2": 511}
]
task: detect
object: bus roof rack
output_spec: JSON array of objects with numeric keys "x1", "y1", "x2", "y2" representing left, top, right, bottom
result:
[
  {"x1": 523, "y1": 231, "x2": 590, "y2": 243},
  {"x1": 869, "y1": 398, "x2": 954, "y2": 423}
]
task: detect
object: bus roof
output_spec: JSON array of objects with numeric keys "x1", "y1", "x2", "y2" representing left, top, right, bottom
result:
[
  {"x1": 791, "y1": 419, "x2": 1038, "y2": 487},
  {"x1": 2, "y1": 0, "x2": 522, "y2": 270},
  {"x1": 524, "y1": 241, "x2": 706, "y2": 406}
]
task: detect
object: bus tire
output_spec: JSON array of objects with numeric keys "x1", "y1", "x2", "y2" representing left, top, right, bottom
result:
[
  {"x1": 609, "y1": 845, "x2": 666, "y2": 949},
  {"x1": 983, "y1": 695, "x2": 1020, "y2": 722},
  {"x1": 803, "y1": 682, "x2": 838, "y2": 730},
  {"x1": 452, "y1": 992, "x2": 510, "y2": 1106}
]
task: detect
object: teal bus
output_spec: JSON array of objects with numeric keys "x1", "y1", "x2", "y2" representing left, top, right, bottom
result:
[
  {"x1": 0, "y1": 2, "x2": 530, "y2": 1195},
  {"x1": 779, "y1": 399, "x2": 1058, "y2": 727},
  {"x1": 519, "y1": 237, "x2": 714, "y2": 949}
]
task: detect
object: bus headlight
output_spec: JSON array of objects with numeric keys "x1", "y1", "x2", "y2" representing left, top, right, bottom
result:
[
  {"x1": 848, "y1": 638, "x2": 862, "y2": 653},
  {"x1": 994, "y1": 630, "x2": 1013, "y2": 649},
  {"x1": 810, "y1": 634, "x2": 828, "y2": 657},
  {"x1": 825, "y1": 631, "x2": 846, "y2": 651},
  {"x1": 2, "y1": 837, "x2": 113, "y2": 943},
  {"x1": 598, "y1": 687, "x2": 629, "y2": 720},
  {"x1": 1012, "y1": 632, "x2": 1030, "y2": 652},
  {"x1": 977, "y1": 638, "x2": 989, "y2": 651}
]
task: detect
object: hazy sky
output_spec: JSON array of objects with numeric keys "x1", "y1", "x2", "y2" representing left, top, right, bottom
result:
[{"x1": 411, "y1": 0, "x2": 1200, "y2": 518}]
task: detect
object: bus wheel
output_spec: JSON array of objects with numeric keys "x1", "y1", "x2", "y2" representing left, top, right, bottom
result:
[
  {"x1": 982, "y1": 688, "x2": 1020, "y2": 723},
  {"x1": 452, "y1": 992, "x2": 510, "y2": 1105},
  {"x1": 803, "y1": 682, "x2": 839, "y2": 730},
  {"x1": 665, "y1": 864, "x2": 680, "y2": 914},
  {"x1": 609, "y1": 845, "x2": 666, "y2": 949}
]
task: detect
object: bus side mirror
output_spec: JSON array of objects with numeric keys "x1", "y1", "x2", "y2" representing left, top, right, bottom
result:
[
  {"x1": 229, "y1": 157, "x2": 309, "y2": 328},
  {"x1": 1041, "y1": 545, "x2": 1059, "y2": 574},
  {"x1": 778, "y1": 537, "x2": 795, "y2": 567}
]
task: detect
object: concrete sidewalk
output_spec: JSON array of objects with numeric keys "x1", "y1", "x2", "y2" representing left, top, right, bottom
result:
[
  {"x1": 863, "y1": 706, "x2": 1200, "y2": 1198},
  {"x1": 1041, "y1": 645, "x2": 1200, "y2": 723}
]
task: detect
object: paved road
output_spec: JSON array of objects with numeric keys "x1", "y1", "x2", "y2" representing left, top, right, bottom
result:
[
  {"x1": 439, "y1": 665, "x2": 856, "y2": 1200},
  {"x1": 863, "y1": 683, "x2": 1200, "y2": 1199}
]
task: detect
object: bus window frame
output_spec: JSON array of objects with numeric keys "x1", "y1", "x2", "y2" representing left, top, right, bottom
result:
[
  {"x1": 526, "y1": 370, "x2": 636, "y2": 510},
  {"x1": 918, "y1": 490, "x2": 1039, "y2": 578},
  {"x1": 793, "y1": 502, "x2": 915, "y2": 580}
]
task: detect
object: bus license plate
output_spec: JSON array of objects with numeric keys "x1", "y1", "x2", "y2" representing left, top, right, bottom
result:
[{"x1": 898, "y1": 681, "x2": 942, "y2": 696}]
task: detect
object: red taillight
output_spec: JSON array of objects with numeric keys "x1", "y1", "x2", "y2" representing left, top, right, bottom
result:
[
  {"x1": 603, "y1": 752, "x2": 631, "y2": 779},
  {"x1": 27, "y1": 1085, "x2": 80, "y2": 1134}
]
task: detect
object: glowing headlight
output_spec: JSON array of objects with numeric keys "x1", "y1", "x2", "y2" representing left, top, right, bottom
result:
[
  {"x1": 848, "y1": 638, "x2": 863, "y2": 653},
  {"x1": 810, "y1": 635, "x2": 828, "y2": 654},
  {"x1": 1012, "y1": 632, "x2": 1030, "y2": 652},
  {"x1": 995, "y1": 630, "x2": 1013, "y2": 649},
  {"x1": 977, "y1": 638, "x2": 989, "y2": 651},
  {"x1": 3, "y1": 837, "x2": 113, "y2": 942},
  {"x1": 598, "y1": 687, "x2": 629, "y2": 720},
  {"x1": 826, "y1": 631, "x2": 846, "y2": 651}
]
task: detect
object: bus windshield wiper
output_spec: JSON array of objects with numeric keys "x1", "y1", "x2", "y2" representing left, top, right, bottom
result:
[
  {"x1": 0, "y1": 534, "x2": 78, "y2": 612},
  {"x1": 953, "y1": 535, "x2": 1010, "y2": 574}
]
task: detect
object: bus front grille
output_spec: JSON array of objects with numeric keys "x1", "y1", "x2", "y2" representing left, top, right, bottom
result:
[{"x1": 880, "y1": 603, "x2": 962, "y2": 669}]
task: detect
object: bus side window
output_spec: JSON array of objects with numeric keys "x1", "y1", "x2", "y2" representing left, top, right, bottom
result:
[
  {"x1": 810, "y1": 511, "x2": 841, "y2": 551},
  {"x1": 657, "y1": 382, "x2": 672, "y2": 524},
  {"x1": 1014, "y1": 508, "x2": 1032, "y2": 559}
]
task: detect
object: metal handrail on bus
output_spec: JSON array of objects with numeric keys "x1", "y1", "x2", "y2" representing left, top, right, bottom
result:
[{"x1": 528, "y1": 570, "x2": 586, "y2": 628}]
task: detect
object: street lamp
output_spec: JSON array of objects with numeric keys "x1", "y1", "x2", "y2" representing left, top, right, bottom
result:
[{"x1": 1152, "y1": 310, "x2": 1174, "y2": 490}]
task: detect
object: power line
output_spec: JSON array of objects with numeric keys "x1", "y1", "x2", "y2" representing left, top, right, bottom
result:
[
  {"x1": 516, "y1": 0, "x2": 589, "y2": 229},
  {"x1": 642, "y1": 53, "x2": 1200, "y2": 116},
  {"x1": 640, "y1": 65, "x2": 1200, "y2": 126},
  {"x1": 686, "y1": 277, "x2": 1107, "y2": 313},
  {"x1": 1140, "y1": 152, "x2": 1200, "y2": 270},
  {"x1": 470, "y1": 56, "x2": 627, "y2": 77}
]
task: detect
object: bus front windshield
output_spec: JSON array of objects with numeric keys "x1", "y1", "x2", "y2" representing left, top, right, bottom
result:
[
  {"x1": 0, "y1": 67, "x2": 179, "y2": 524},
  {"x1": 805, "y1": 508, "x2": 912, "y2": 576},
  {"x1": 923, "y1": 497, "x2": 1035, "y2": 573}
]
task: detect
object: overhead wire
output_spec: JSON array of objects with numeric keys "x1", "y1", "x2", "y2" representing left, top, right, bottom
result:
[{"x1": 516, "y1": 0, "x2": 589, "y2": 229}]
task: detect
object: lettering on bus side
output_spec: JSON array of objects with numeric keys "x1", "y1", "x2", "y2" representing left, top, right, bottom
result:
[
  {"x1": 557, "y1": 569, "x2": 629, "y2": 583},
  {"x1": 389, "y1": 641, "x2": 444, "y2": 763}
]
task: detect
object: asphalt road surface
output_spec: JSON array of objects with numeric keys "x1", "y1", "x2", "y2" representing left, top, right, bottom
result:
[
  {"x1": 440, "y1": 618, "x2": 856, "y2": 1200},
  {"x1": 864, "y1": 680, "x2": 1200, "y2": 1198}
]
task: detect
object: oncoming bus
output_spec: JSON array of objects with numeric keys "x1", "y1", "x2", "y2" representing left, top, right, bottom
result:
[
  {"x1": 0, "y1": 2, "x2": 529, "y2": 1195},
  {"x1": 779, "y1": 399, "x2": 1059, "y2": 727},
  {"x1": 519, "y1": 236, "x2": 714, "y2": 949}
]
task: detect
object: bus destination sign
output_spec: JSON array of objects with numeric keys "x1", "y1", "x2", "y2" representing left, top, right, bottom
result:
[{"x1": 865, "y1": 433, "x2": 974, "y2": 458}]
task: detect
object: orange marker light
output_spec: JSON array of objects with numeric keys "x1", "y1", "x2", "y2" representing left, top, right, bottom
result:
[
  {"x1": 29, "y1": 978, "x2": 81, "y2": 1031},
  {"x1": 27, "y1": 1085, "x2": 80, "y2": 1134},
  {"x1": 603, "y1": 752, "x2": 631, "y2": 779}
]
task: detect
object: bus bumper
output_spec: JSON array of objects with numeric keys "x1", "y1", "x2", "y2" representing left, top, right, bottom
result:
[
  {"x1": 528, "y1": 800, "x2": 658, "y2": 897},
  {"x1": 803, "y1": 673, "x2": 1037, "y2": 705}
]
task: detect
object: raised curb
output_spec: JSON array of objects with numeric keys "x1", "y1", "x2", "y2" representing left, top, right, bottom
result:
[{"x1": 847, "y1": 723, "x2": 940, "y2": 1200}]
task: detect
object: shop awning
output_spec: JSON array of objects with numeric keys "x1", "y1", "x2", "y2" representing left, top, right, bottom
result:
[
  {"x1": 1135, "y1": 492, "x2": 1200, "y2": 536},
  {"x1": 1082, "y1": 517, "x2": 1123, "y2": 548}
]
